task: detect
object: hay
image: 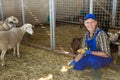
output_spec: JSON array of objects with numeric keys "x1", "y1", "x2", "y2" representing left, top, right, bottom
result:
[
  {"x1": 26, "y1": 23, "x2": 86, "y2": 51},
  {"x1": 0, "y1": 44, "x2": 120, "y2": 80}
]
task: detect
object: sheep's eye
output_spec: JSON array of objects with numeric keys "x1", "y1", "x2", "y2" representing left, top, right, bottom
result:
[{"x1": 26, "y1": 27, "x2": 29, "y2": 29}]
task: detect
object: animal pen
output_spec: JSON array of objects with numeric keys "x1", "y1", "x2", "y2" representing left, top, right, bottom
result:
[
  {"x1": 0, "y1": 0, "x2": 119, "y2": 51},
  {"x1": 0, "y1": 0, "x2": 119, "y2": 59}
]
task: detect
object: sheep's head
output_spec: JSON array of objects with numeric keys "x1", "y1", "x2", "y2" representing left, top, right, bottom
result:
[
  {"x1": 23, "y1": 23, "x2": 34, "y2": 35},
  {"x1": 109, "y1": 32, "x2": 119, "y2": 42},
  {"x1": 5, "y1": 16, "x2": 19, "y2": 29}
]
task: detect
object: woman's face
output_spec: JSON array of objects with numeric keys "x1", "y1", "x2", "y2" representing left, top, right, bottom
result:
[{"x1": 84, "y1": 18, "x2": 97, "y2": 33}]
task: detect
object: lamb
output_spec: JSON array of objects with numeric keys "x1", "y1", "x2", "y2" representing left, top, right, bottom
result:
[
  {"x1": 70, "y1": 37, "x2": 82, "y2": 57},
  {"x1": 0, "y1": 23, "x2": 34, "y2": 66},
  {"x1": 0, "y1": 16, "x2": 19, "y2": 31}
]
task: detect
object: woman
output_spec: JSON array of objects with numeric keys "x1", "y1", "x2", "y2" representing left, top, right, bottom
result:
[{"x1": 66, "y1": 13, "x2": 112, "y2": 71}]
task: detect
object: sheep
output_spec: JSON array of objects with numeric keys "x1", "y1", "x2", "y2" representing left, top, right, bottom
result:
[
  {"x1": 0, "y1": 16, "x2": 19, "y2": 31},
  {"x1": 0, "y1": 16, "x2": 19, "y2": 60},
  {"x1": 108, "y1": 31, "x2": 120, "y2": 42},
  {"x1": 0, "y1": 23, "x2": 34, "y2": 66},
  {"x1": 69, "y1": 37, "x2": 82, "y2": 59}
]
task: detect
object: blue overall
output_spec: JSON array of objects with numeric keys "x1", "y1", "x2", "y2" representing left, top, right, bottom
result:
[{"x1": 74, "y1": 30, "x2": 112, "y2": 70}]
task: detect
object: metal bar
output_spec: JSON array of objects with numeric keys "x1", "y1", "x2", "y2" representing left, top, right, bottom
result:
[
  {"x1": 89, "y1": 0, "x2": 93, "y2": 13},
  {"x1": 112, "y1": 0, "x2": 117, "y2": 28},
  {"x1": 49, "y1": 0, "x2": 56, "y2": 49},
  {"x1": 0, "y1": 0, "x2": 4, "y2": 20},
  {"x1": 21, "y1": 0, "x2": 25, "y2": 24},
  {"x1": 25, "y1": 43, "x2": 75, "y2": 57}
]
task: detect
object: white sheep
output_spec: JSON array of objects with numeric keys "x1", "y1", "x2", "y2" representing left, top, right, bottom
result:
[
  {"x1": 0, "y1": 16, "x2": 19, "y2": 64},
  {"x1": 0, "y1": 23, "x2": 34, "y2": 66},
  {"x1": 108, "y1": 31, "x2": 120, "y2": 42},
  {"x1": 0, "y1": 16, "x2": 19, "y2": 31}
]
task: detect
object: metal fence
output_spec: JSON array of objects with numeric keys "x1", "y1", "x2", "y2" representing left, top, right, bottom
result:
[
  {"x1": 0, "y1": 0, "x2": 119, "y2": 51},
  {"x1": 0, "y1": 0, "x2": 119, "y2": 28}
]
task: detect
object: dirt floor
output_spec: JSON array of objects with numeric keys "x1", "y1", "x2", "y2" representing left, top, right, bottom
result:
[{"x1": 0, "y1": 44, "x2": 120, "y2": 80}]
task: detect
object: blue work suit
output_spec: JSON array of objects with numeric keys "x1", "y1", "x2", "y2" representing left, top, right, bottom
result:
[{"x1": 74, "y1": 30, "x2": 112, "y2": 70}]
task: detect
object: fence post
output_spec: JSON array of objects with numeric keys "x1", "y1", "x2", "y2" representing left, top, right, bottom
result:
[
  {"x1": 0, "y1": 0, "x2": 4, "y2": 21},
  {"x1": 21, "y1": 0, "x2": 25, "y2": 24},
  {"x1": 112, "y1": 0, "x2": 117, "y2": 28},
  {"x1": 49, "y1": 0, "x2": 56, "y2": 50},
  {"x1": 89, "y1": 0, "x2": 93, "y2": 14}
]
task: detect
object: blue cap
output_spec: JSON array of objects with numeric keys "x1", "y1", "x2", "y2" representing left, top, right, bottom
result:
[{"x1": 84, "y1": 14, "x2": 96, "y2": 20}]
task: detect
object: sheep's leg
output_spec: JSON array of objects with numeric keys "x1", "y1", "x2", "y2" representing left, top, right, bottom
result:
[
  {"x1": 1, "y1": 50, "x2": 6, "y2": 66},
  {"x1": 118, "y1": 45, "x2": 120, "y2": 56},
  {"x1": 17, "y1": 43, "x2": 21, "y2": 58},
  {"x1": 13, "y1": 47, "x2": 16, "y2": 56}
]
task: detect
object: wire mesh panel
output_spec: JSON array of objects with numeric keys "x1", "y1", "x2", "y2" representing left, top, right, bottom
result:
[
  {"x1": 56, "y1": 0, "x2": 89, "y2": 25},
  {"x1": 1, "y1": 0, "x2": 22, "y2": 26},
  {"x1": 55, "y1": 0, "x2": 89, "y2": 51},
  {"x1": 93, "y1": 0, "x2": 120, "y2": 30},
  {"x1": 23, "y1": 0, "x2": 51, "y2": 48},
  {"x1": 24, "y1": 0, "x2": 49, "y2": 25},
  {"x1": 93, "y1": 0, "x2": 112, "y2": 31}
]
